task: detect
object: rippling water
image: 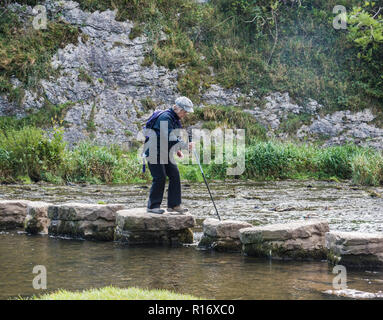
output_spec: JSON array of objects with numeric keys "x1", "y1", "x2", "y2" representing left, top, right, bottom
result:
[
  {"x1": 0, "y1": 180, "x2": 383, "y2": 299},
  {"x1": 1, "y1": 231, "x2": 383, "y2": 300}
]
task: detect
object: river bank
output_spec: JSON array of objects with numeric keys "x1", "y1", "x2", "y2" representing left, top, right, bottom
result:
[{"x1": 1, "y1": 127, "x2": 383, "y2": 187}]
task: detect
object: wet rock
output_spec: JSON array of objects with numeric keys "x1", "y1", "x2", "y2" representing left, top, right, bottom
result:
[
  {"x1": 198, "y1": 218, "x2": 253, "y2": 252},
  {"x1": 326, "y1": 231, "x2": 383, "y2": 269},
  {"x1": 48, "y1": 203, "x2": 126, "y2": 240},
  {"x1": 24, "y1": 202, "x2": 51, "y2": 234},
  {"x1": 368, "y1": 190, "x2": 382, "y2": 198},
  {"x1": 323, "y1": 289, "x2": 383, "y2": 299},
  {"x1": 115, "y1": 208, "x2": 195, "y2": 245},
  {"x1": 0, "y1": 200, "x2": 32, "y2": 230},
  {"x1": 240, "y1": 220, "x2": 329, "y2": 260}
]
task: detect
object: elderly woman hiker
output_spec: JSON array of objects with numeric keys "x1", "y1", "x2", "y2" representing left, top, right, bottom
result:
[{"x1": 143, "y1": 96, "x2": 195, "y2": 214}]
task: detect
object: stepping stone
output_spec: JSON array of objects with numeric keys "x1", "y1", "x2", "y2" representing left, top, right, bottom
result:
[
  {"x1": 198, "y1": 218, "x2": 253, "y2": 252},
  {"x1": 326, "y1": 231, "x2": 383, "y2": 269},
  {"x1": 240, "y1": 219, "x2": 329, "y2": 260},
  {"x1": 115, "y1": 208, "x2": 195, "y2": 245},
  {"x1": 0, "y1": 200, "x2": 32, "y2": 230},
  {"x1": 48, "y1": 203, "x2": 126, "y2": 240},
  {"x1": 24, "y1": 202, "x2": 51, "y2": 234}
]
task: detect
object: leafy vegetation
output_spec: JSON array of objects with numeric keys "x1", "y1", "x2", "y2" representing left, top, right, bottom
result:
[
  {"x1": 0, "y1": 0, "x2": 382, "y2": 186},
  {"x1": 1, "y1": 126, "x2": 382, "y2": 186},
  {"x1": 0, "y1": 6, "x2": 82, "y2": 102}
]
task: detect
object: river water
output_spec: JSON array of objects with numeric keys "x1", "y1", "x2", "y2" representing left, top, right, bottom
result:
[{"x1": 0, "y1": 180, "x2": 382, "y2": 299}]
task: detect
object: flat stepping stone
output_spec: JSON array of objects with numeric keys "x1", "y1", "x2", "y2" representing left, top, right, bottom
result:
[
  {"x1": 0, "y1": 200, "x2": 32, "y2": 230},
  {"x1": 198, "y1": 218, "x2": 253, "y2": 252},
  {"x1": 115, "y1": 208, "x2": 195, "y2": 245},
  {"x1": 48, "y1": 203, "x2": 126, "y2": 240},
  {"x1": 24, "y1": 201, "x2": 50, "y2": 234},
  {"x1": 326, "y1": 231, "x2": 383, "y2": 269},
  {"x1": 239, "y1": 219, "x2": 329, "y2": 260}
]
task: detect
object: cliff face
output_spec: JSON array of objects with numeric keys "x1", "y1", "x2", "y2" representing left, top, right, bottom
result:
[
  {"x1": 1, "y1": 0, "x2": 383, "y2": 150},
  {"x1": 1, "y1": 1, "x2": 250, "y2": 148}
]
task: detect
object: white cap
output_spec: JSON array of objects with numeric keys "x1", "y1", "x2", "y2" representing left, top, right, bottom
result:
[{"x1": 175, "y1": 96, "x2": 194, "y2": 113}]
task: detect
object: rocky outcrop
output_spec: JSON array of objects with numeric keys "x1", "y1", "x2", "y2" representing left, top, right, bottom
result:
[
  {"x1": 198, "y1": 218, "x2": 253, "y2": 252},
  {"x1": 3, "y1": 2, "x2": 383, "y2": 150},
  {"x1": 48, "y1": 203, "x2": 125, "y2": 240},
  {"x1": 0, "y1": 200, "x2": 32, "y2": 230},
  {"x1": 297, "y1": 108, "x2": 383, "y2": 150},
  {"x1": 244, "y1": 92, "x2": 383, "y2": 150},
  {"x1": 115, "y1": 208, "x2": 195, "y2": 245},
  {"x1": 326, "y1": 231, "x2": 383, "y2": 268},
  {"x1": 2, "y1": 0, "x2": 255, "y2": 148},
  {"x1": 245, "y1": 92, "x2": 321, "y2": 132},
  {"x1": 240, "y1": 219, "x2": 329, "y2": 260},
  {"x1": 24, "y1": 201, "x2": 50, "y2": 234}
]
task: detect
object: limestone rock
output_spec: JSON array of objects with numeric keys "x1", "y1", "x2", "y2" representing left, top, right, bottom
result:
[
  {"x1": 24, "y1": 202, "x2": 51, "y2": 234},
  {"x1": 0, "y1": 200, "x2": 32, "y2": 230},
  {"x1": 198, "y1": 218, "x2": 253, "y2": 252},
  {"x1": 240, "y1": 219, "x2": 329, "y2": 260},
  {"x1": 326, "y1": 231, "x2": 383, "y2": 268},
  {"x1": 115, "y1": 208, "x2": 195, "y2": 245},
  {"x1": 48, "y1": 203, "x2": 126, "y2": 240}
]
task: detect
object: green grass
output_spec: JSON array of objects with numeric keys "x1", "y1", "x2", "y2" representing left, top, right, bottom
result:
[
  {"x1": 1, "y1": 126, "x2": 383, "y2": 186},
  {"x1": 183, "y1": 105, "x2": 267, "y2": 142},
  {"x1": 28, "y1": 286, "x2": 201, "y2": 300},
  {"x1": 0, "y1": 9, "x2": 82, "y2": 102}
]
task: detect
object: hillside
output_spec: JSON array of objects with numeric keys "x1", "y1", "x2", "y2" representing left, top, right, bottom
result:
[{"x1": 0, "y1": 0, "x2": 382, "y2": 185}]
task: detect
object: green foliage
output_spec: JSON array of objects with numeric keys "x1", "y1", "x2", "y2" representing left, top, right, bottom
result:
[
  {"x1": 351, "y1": 151, "x2": 383, "y2": 186},
  {"x1": 0, "y1": 100, "x2": 74, "y2": 131},
  {"x1": 314, "y1": 144, "x2": 362, "y2": 179},
  {"x1": 0, "y1": 126, "x2": 66, "y2": 182},
  {"x1": 63, "y1": 142, "x2": 119, "y2": 183},
  {"x1": 140, "y1": 97, "x2": 157, "y2": 112},
  {"x1": 347, "y1": 3, "x2": 383, "y2": 59},
  {"x1": 78, "y1": 68, "x2": 93, "y2": 84},
  {"x1": 245, "y1": 140, "x2": 302, "y2": 179},
  {"x1": 2, "y1": 0, "x2": 382, "y2": 112},
  {"x1": 0, "y1": 126, "x2": 382, "y2": 186},
  {"x1": 187, "y1": 105, "x2": 267, "y2": 141},
  {"x1": 0, "y1": 10, "x2": 81, "y2": 97}
]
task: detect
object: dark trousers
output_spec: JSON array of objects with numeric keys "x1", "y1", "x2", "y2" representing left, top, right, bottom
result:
[{"x1": 147, "y1": 161, "x2": 181, "y2": 209}]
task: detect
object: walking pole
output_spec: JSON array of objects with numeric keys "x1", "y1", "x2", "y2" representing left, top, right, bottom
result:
[{"x1": 193, "y1": 148, "x2": 221, "y2": 221}]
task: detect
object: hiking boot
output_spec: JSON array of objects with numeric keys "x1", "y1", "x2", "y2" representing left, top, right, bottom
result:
[
  {"x1": 147, "y1": 208, "x2": 165, "y2": 214},
  {"x1": 167, "y1": 206, "x2": 189, "y2": 215}
]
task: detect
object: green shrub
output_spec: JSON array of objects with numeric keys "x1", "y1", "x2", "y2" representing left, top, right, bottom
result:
[
  {"x1": 0, "y1": 126, "x2": 66, "y2": 181},
  {"x1": 314, "y1": 144, "x2": 361, "y2": 179},
  {"x1": 351, "y1": 152, "x2": 383, "y2": 186},
  {"x1": 245, "y1": 140, "x2": 293, "y2": 179},
  {"x1": 63, "y1": 142, "x2": 119, "y2": 183}
]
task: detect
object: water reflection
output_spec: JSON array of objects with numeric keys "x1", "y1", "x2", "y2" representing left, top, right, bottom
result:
[{"x1": 1, "y1": 232, "x2": 382, "y2": 300}]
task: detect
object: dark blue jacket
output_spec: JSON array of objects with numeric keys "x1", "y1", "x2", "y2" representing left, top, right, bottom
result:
[{"x1": 144, "y1": 108, "x2": 187, "y2": 158}]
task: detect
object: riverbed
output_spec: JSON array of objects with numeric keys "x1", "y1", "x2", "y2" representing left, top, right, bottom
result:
[{"x1": 0, "y1": 179, "x2": 382, "y2": 299}]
